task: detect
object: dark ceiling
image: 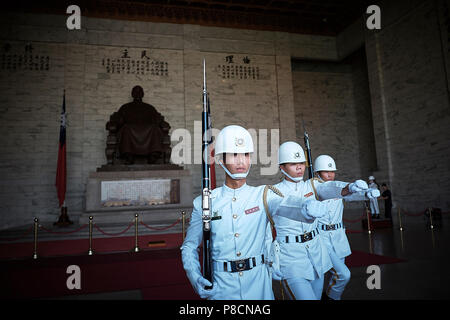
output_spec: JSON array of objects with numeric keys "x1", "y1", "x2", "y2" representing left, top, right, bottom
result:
[{"x1": 7, "y1": 0, "x2": 376, "y2": 36}]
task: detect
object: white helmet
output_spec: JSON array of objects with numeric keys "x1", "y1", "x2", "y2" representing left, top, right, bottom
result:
[
  {"x1": 314, "y1": 155, "x2": 337, "y2": 172},
  {"x1": 368, "y1": 176, "x2": 375, "y2": 181},
  {"x1": 278, "y1": 141, "x2": 306, "y2": 165},
  {"x1": 214, "y1": 125, "x2": 254, "y2": 156}
]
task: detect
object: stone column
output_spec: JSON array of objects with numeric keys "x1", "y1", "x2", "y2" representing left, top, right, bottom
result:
[
  {"x1": 364, "y1": 32, "x2": 392, "y2": 186},
  {"x1": 274, "y1": 55, "x2": 297, "y2": 142}
]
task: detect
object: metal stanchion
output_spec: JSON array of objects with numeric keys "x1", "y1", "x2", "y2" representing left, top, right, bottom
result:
[
  {"x1": 133, "y1": 213, "x2": 140, "y2": 253},
  {"x1": 399, "y1": 226, "x2": 405, "y2": 251},
  {"x1": 398, "y1": 207, "x2": 403, "y2": 231},
  {"x1": 181, "y1": 210, "x2": 186, "y2": 240},
  {"x1": 431, "y1": 226, "x2": 436, "y2": 248},
  {"x1": 429, "y1": 207, "x2": 434, "y2": 230},
  {"x1": 428, "y1": 208, "x2": 436, "y2": 248},
  {"x1": 33, "y1": 218, "x2": 39, "y2": 260},
  {"x1": 398, "y1": 208, "x2": 405, "y2": 251},
  {"x1": 368, "y1": 232, "x2": 374, "y2": 254},
  {"x1": 88, "y1": 216, "x2": 94, "y2": 256},
  {"x1": 364, "y1": 204, "x2": 373, "y2": 253},
  {"x1": 365, "y1": 205, "x2": 372, "y2": 234}
]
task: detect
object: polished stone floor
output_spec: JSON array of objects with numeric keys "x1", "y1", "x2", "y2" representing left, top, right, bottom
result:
[{"x1": 343, "y1": 218, "x2": 450, "y2": 300}]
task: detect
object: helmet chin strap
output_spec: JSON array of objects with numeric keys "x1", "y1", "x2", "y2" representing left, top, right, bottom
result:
[
  {"x1": 280, "y1": 168, "x2": 303, "y2": 182},
  {"x1": 219, "y1": 161, "x2": 250, "y2": 180}
]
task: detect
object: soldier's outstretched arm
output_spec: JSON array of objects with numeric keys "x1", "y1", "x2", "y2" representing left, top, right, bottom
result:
[
  {"x1": 266, "y1": 188, "x2": 327, "y2": 223},
  {"x1": 315, "y1": 179, "x2": 369, "y2": 200},
  {"x1": 314, "y1": 180, "x2": 347, "y2": 200},
  {"x1": 343, "y1": 187, "x2": 380, "y2": 202},
  {"x1": 342, "y1": 190, "x2": 369, "y2": 202}
]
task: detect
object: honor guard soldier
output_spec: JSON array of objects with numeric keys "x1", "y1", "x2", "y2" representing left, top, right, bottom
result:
[
  {"x1": 313, "y1": 155, "x2": 380, "y2": 300},
  {"x1": 368, "y1": 176, "x2": 381, "y2": 219},
  {"x1": 181, "y1": 126, "x2": 334, "y2": 300},
  {"x1": 272, "y1": 142, "x2": 367, "y2": 300}
]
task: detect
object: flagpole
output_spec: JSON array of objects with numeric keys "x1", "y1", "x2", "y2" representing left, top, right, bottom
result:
[{"x1": 55, "y1": 89, "x2": 73, "y2": 227}]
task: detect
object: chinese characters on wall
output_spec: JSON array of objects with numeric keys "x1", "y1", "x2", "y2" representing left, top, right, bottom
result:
[
  {"x1": 101, "y1": 49, "x2": 169, "y2": 76},
  {"x1": 1, "y1": 44, "x2": 262, "y2": 82},
  {"x1": 217, "y1": 55, "x2": 260, "y2": 80},
  {"x1": 1, "y1": 43, "x2": 50, "y2": 72}
]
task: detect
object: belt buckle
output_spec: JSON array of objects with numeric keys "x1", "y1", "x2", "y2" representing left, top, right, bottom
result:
[
  {"x1": 302, "y1": 232, "x2": 312, "y2": 242},
  {"x1": 326, "y1": 224, "x2": 333, "y2": 231},
  {"x1": 232, "y1": 259, "x2": 248, "y2": 272}
]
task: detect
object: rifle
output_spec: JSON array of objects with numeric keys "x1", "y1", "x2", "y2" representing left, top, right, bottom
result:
[
  {"x1": 302, "y1": 116, "x2": 314, "y2": 179},
  {"x1": 201, "y1": 59, "x2": 213, "y2": 289}
]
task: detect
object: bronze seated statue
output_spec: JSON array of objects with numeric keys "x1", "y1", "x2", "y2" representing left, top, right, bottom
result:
[{"x1": 105, "y1": 86, "x2": 171, "y2": 165}]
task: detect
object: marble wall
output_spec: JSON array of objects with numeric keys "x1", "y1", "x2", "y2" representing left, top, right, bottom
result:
[{"x1": 0, "y1": 0, "x2": 449, "y2": 230}]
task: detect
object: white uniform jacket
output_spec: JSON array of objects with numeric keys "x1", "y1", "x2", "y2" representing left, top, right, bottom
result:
[
  {"x1": 181, "y1": 182, "x2": 340, "y2": 300},
  {"x1": 314, "y1": 179, "x2": 368, "y2": 259},
  {"x1": 272, "y1": 178, "x2": 347, "y2": 280}
]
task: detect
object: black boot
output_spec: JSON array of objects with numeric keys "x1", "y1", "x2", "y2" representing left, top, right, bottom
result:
[{"x1": 321, "y1": 292, "x2": 333, "y2": 301}]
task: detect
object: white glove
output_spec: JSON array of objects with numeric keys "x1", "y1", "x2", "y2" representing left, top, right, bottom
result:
[
  {"x1": 366, "y1": 189, "x2": 380, "y2": 199},
  {"x1": 195, "y1": 276, "x2": 217, "y2": 299},
  {"x1": 303, "y1": 200, "x2": 326, "y2": 218},
  {"x1": 348, "y1": 180, "x2": 369, "y2": 193}
]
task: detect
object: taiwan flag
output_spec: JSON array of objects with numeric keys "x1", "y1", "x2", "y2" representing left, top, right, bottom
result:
[{"x1": 55, "y1": 91, "x2": 66, "y2": 207}]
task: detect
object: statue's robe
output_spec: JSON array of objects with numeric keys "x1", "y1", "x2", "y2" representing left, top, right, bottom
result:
[{"x1": 117, "y1": 101, "x2": 165, "y2": 155}]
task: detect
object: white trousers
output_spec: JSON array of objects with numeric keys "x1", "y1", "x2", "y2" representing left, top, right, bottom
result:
[
  {"x1": 282, "y1": 275, "x2": 324, "y2": 300},
  {"x1": 369, "y1": 198, "x2": 379, "y2": 214},
  {"x1": 325, "y1": 250, "x2": 351, "y2": 300}
]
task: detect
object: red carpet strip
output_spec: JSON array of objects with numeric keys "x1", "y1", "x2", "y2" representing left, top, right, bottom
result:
[{"x1": 0, "y1": 233, "x2": 405, "y2": 299}]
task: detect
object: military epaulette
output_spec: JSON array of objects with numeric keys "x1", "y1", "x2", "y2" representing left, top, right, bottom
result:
[{"x1": 267, "y1": 185, "x2": 284, "y2": 198}]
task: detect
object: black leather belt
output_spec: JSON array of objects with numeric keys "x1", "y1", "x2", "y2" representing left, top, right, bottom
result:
[
  {"x1": 284, "y1": 228, "x2": 319, "y2": 243},
  {"x1": 320, "y1": 223, "x2": 343, "y2": 231},
  {"x1": 222, "y1": 255, "x2": 265, "y2": 273}
]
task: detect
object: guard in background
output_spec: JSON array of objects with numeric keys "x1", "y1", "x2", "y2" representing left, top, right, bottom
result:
[
  {"x1": 381, "y1": 183, "x2": 392, "y2": 219},
  {"x1": 313, "y1": 155, "x2": 380, "y2": 300},
  {"x1": 368, "y1": 176, "x2": 380, "y2": 219},
  {"x1": 181, "y1": 126, "x2": 336, "y2": 300},
  {"x1": 272, "y1": 142, "x2": 369, "y2": 300}
]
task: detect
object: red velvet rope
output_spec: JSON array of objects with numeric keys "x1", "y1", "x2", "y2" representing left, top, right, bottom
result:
[
  {"x1": 0, "y1": 215, "x2": 186, "y2": 242},
  {"x1": 39, "y1": 224, "x2": 88, "y2": 234},
  {"x1": 140, "y1": 218, "x2": 181, "y2": 231},
  {"x1": 343, "y1": 211, "x2": 367, "y2": 223},
  {"x1": 94, "y1": 222, "x2": 134, "y2": 236},
  {"x1": 0, "y1": 213, "x2": 189, "y2": 258}
]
